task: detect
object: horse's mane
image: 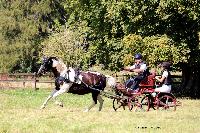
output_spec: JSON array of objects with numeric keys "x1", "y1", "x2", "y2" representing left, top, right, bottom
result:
[{"x1": 50, "y1": 57, "x2": 67, "y2": 73}]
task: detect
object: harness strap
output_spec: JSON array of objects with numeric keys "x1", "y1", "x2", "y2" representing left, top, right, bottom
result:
[
  {"x1": 74, "y1": 68, "x2": 80, "y2": 83},
  {"x1": 78, "y1": 73, "x2": 105, "y2": 92},
  {"x1": 80, "y1": 78, "x2": 103, "y2": 92}
]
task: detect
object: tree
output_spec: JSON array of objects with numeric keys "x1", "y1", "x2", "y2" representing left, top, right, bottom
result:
[
  {"x1": 40, "y1": 21, "x2": 91, "y2": 69},
  {"x1": 121, "y1": 34, "x2": 190, "y2": 66},
  {"x1": 60, "y1": 0, "x2": 200, "y2": 97},
  {"x1": 0, "y1": 0, "x2": 67, "y2": 72},
  {"x1": 155, "y1": 0, "x2": 200, "y2": 98}
]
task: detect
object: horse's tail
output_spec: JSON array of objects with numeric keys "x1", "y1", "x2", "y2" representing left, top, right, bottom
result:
[{"x1": 105, "y1": 75, "x2": 116, "y2": 88}]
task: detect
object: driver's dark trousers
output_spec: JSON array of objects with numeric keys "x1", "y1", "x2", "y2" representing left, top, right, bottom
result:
[{"x1": 125, "y1": 74, "x2": 145, "y2": 90}]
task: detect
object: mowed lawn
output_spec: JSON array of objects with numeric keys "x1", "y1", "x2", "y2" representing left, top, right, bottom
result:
[{"x1": 0, "y1": 88, "x2": 200, "y2": 133}]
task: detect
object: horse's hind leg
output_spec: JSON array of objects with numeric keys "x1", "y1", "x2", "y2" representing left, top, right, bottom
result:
[
  {"x1": 40, "y1": 89, "x2": 58, "y2": 109},
  {"x1": 97, "y1": 94, "x2": 104, "y2": 111},
  {"x1": 84, "y1": 101, "x2": 96, "y2": 112},
  {"x1": 84, "y1": 92, "x2": 98, "y2": 112}
]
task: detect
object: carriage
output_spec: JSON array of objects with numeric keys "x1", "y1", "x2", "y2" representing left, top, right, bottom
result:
[{"x1": 111, "y1": 72, "x2": 177, "y2": 111}]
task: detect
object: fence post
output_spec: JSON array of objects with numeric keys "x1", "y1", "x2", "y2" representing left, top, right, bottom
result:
[{"x1": 34, "y1": 72, "x2": 38, "y2": 90}]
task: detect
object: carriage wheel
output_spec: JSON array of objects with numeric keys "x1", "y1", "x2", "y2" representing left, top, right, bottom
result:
[
  {"x1": 127, "y1": 99, "x2": 133, "y2": 111},
  {"x1": 141, "y1": 95, "x2": 151, "y2": 111},
  {"x1": 128, "y1": 96, "x2": 142, "y2": 112},
  {"x1": 157, "y1": 94, "x2": 176, "y2": 111},
  {"x1": 127, "y1": 97, "x2": 135, "y2": 111},
  {"x1": 113, "y1": 98, "x2": 127, "y2": 111}
]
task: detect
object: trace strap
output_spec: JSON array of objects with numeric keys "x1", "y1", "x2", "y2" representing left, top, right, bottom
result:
[
  {"x1": 78, "y1": 78, "x2": 123, "y2": 100},
  {"x1": 79, "y1": 78, "x2": 103, "y2": 92}
]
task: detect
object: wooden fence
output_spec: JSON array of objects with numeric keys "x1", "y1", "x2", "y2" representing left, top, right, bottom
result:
[
  {"x1": 0, "y1": 73, "x2": 54, "y2": 90},
  {"x1": 0, "y1": 73, "x2": 182, "y2": 90}
]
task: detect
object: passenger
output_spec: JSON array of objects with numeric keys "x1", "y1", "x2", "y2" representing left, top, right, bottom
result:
[
  {"x1": 155, "y1": 62, "x2": 173, "y2": 93},
  {"x1": 123, "y1": 53, "x2": 149, "y2": 91}
]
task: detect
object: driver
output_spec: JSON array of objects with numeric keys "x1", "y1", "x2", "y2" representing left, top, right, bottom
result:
[{"x1": 123, "y1": 53, "x2": 148, "y2": 91}]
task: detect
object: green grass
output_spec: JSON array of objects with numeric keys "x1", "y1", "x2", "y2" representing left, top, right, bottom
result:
[{"x1": 0, "y1": 88, "x2": 200, "y2": 133}]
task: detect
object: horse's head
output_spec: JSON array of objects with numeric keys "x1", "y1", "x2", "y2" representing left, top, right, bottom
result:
[{"x1": 37, "y1": 57, "x2": 59, "y2": 76}]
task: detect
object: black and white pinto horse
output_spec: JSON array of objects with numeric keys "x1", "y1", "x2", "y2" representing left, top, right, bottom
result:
[{"x1": 37, "y1": 57, "x2": 116, "y2": 112}]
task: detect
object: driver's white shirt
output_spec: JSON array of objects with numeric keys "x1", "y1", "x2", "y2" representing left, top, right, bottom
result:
[{"x1": 129, "y1": 63, "x2": 147, "y2": 71}]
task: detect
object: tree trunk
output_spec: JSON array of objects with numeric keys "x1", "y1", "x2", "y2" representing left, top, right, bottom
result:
[{"x1": 180, "y1": 62, "x2": 200, "y2": 98}]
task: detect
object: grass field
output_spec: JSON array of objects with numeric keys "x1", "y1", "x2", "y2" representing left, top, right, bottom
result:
[{"x1": 0, "y1": 88, "x2": 200, "y2": 133}]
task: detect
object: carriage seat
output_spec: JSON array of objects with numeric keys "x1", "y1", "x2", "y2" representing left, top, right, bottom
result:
[{"x1": 139, "y1": 72, "x2": 156, "y2": 90}]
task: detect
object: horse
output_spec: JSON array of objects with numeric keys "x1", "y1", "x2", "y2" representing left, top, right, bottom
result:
[{"x1": 37, "y1": 57, "x2": 116, "y2": 112}]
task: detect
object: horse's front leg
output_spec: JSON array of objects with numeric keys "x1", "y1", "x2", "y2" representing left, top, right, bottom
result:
[
  {"x1": 40, "y1": 89, "x2": 58, "y2": 109},
  {"x1": 52, "y1": 83, "x2": 72, "y2": 107}
]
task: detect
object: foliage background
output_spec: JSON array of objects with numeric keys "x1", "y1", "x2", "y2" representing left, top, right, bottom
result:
[{"x1": 0, "y1": 0, "x2": 200, "y2": 97}]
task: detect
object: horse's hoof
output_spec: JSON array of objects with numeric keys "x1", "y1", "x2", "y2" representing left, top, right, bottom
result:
[
  {"x1": 55, "y1": 101, "x2": 63, "y2": 107},
  {"x1": 58, "y1": 102, "x2": 63, "y2": 107},
  {"x1": 40, "y1": 105, "x2": 45, "y2": 109},
  {"x1": 83, "y1": 109, "x2": 89, "y2": 112}
]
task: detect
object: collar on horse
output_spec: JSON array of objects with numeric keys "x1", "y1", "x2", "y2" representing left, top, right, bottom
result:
[
  {"x1": 58, "y1": 68, "x2": 80, "y2": 84},
  {"x1": 65, "y1": 68, "x2": 80, "y2": 83}
]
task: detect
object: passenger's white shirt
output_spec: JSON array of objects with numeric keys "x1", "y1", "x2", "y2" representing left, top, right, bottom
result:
[
  {"x1": 162, "y1": 70, "x2": 168, "y2": 78},
  {"x1": 155, "y1": 70, "x2": 171, "y2": 93}
]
